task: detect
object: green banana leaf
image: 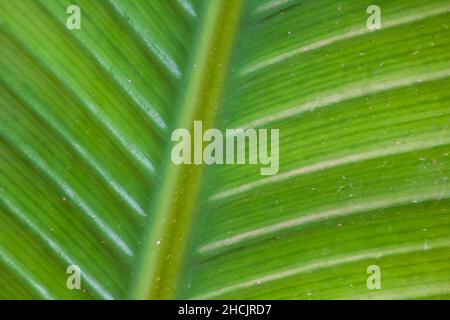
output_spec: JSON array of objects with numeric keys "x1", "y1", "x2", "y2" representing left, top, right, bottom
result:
[{"x1": 1, "y1": 0, "x2": 449, "y2": 300}]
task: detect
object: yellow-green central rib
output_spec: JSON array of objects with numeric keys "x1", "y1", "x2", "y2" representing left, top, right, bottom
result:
[{"x1": 130, "y1": 0, "x2": 243, "y2": 299}]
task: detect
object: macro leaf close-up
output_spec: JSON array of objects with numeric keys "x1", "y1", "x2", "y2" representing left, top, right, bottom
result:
[{"x1": 0, "y1": 0, "x2": 450, "y2": 300}]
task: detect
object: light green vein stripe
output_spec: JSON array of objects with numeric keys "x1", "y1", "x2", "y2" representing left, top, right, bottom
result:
[
  {"x1": 176, "y1": 0, "x2": 198, "y2": 17},
  {"x1": 0, "y1": 131, "x2": 134, "y2": 258},
  {"x1": 194, "y1": 239, "x2": 450, "y2": 299},
  {"x1": 202, "y1": 188, "x2": 450, "y2": 254},
  {"x1": 0, "y1": 246, "x2": 55, "y2": 300},
  {"x1": 211, "y1": 134, "x2": 450, "y2": 202},
  {"x1": 236, "y1": 69, "x2": 450, "y2": 130},
  {"x1": 0, "y1": 80, "x2": 145, "y2": 218},
  {"x1": 0, "y1": 28, "x2": 158, "y2": 175},
  {"x1": 0, "y1": 198, "x2": 114, "y2": 300},
  {"x1": 106, "y1": 0, "x2": 182, "y2": 80},
  {"x1": 38, "y1": 0, "x2": 168, "y2": 131},
  {"x1": 241, "y1": 4, "x2": 450, "y2": 76}
]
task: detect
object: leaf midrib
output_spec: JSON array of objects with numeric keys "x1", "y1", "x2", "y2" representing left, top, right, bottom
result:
[{"x1": 130, "y1": 0, "x2": 244, "y2": 299}]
